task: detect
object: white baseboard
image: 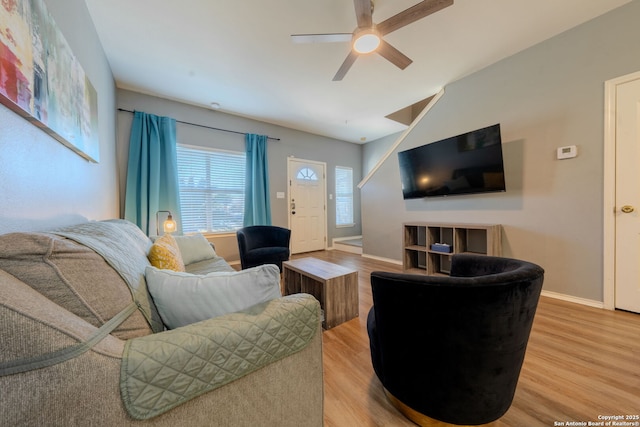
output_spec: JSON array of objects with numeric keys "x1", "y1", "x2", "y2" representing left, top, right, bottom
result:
[
  {"x1": 331, "y1": 244, "x2": 362, "y2": 254},
  {"x1": 540, "y1": 290, "x2": 604, "y2": 309},
  {"x1": 336, "y1": 253, "x2": 605, "y2": 310},
  {"x1": 353, "y1": 258, "x2": 606, "y2": 309},
  {"x1": 332, "y1": 235, "x2": 362, "y2": 243},
  {"x1": 361, "y1": 253, "x2": 403, "y2": 266}
]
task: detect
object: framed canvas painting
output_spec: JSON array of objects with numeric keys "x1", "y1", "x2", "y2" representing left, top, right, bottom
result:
[{"x1": 0, "y1": 0, "x2": 99, "y2": 162}]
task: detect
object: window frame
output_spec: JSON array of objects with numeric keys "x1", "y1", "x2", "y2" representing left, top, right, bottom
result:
[
  {"x1": 335, "y1": 165, "x2": 355, "y2": 228},
  {"x1": 176, "y1": 143, "x2": 246, "y2": 235}
]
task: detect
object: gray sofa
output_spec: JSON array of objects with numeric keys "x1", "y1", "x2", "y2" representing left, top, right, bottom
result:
[{"x1": 0, "y1": 219, "x2": 323, "y2": 426}]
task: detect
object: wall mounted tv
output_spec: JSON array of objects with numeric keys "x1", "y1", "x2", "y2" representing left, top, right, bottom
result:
[{"x1": 398, "y1": 123, "x2": 506, "y2": 199}]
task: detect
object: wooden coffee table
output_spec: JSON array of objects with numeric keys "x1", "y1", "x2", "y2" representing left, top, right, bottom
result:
[{"x1": 283, "y1": 257, "x2": 359, "y2": 329}]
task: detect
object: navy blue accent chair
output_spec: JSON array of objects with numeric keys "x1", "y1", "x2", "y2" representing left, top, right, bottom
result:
[
  {"x1": 367, "y1": 254, "x2": 544, "y2": 426},
  {"x1": 237, "y1": 226, "x2": 291, "y2": 272}
]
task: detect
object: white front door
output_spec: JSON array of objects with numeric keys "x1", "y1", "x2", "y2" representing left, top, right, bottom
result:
[
  {"x1": 288, "y1": 158, "x2": 327, "y2": 254},
  {"x1": 614, "y1": 76, "x2": 640, "y2": 313}
]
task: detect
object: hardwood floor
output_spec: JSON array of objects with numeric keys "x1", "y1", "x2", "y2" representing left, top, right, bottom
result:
[{"x1": 291, "y1": 251, "x2": 640, "y2": 427}]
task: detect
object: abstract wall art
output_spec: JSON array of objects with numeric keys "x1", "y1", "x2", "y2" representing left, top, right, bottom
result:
[{"x1": 0, "y1": 0, "x2": 99, "y2": 162}]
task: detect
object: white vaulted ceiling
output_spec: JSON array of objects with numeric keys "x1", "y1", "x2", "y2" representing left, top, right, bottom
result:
[{"x1": 85, "y1": 0, "x2": 631, "y2": 143}]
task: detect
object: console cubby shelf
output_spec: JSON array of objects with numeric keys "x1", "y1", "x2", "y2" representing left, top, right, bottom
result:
[{"x1": 403, "y1": 222, "x2": 502, "y2": 275}]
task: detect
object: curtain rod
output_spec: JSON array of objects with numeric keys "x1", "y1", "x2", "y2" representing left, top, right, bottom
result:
[{"x1": 117, "y1": 108, "x2": 280, "y2": 141}]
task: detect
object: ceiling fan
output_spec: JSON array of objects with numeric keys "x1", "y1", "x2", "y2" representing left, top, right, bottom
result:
[{"x1": 291, "y1": 0, "x2": 454, "y2": 81}]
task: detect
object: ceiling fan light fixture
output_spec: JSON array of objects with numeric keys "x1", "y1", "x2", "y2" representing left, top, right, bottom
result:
[
  {"x1": 294, "y1": 0, "x2": 454, "y2": 80},
  {"x1": 353, "y1": 29, "x2": 380, "y2": 54}
]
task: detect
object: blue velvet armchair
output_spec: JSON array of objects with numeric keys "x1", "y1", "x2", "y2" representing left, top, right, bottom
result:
[{"x1": 237, "y1": 226, "x2": 291, "y2": 271}]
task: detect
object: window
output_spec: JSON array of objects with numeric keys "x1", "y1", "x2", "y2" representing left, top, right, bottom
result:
[
  {"x1": 335, "y1": 166, "x2": 354, "y2": 227},
  {"x1": 176, "y1": 145, "x2": 245, "y2": 233},
  {"x1": 297, "y1": 167, "x2": 318, "y2": 181}
]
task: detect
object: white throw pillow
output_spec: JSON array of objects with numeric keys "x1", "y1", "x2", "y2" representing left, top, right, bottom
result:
[
  {"x1": 145, "y1": 264, "x2": 282, "y2": 329},
  {"x1": 172, "y1": 234, "x2": 216, "y2": 265}
]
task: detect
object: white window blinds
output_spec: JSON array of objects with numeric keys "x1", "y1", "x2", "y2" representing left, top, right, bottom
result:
[
  {"x1": 335, "y1": 166, "x2": 354, "y2": 227},
  {"x1": 176, "y1": 145, "x2": 245, "y2": 233}
]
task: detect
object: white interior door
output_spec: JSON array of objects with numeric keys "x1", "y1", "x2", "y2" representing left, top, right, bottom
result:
[
  {"x1": 288, "y1": 158, "x2": 327, "y2": 254},
  {"x1": 614, "y1": 77, "x2": 640, "y2": 313}
]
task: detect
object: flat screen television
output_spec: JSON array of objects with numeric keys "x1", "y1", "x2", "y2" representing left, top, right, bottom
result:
[{"x1": 398, "y1": 123, "x2": 506, "y2": 199}]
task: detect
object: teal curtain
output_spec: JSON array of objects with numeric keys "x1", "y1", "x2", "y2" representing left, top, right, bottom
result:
[
  {"x1": 124, "y1": 111, "x2": 182, "y2": 235},
  {"x1": 243, "y1": 134, "x2": 272, "y2": 226}
]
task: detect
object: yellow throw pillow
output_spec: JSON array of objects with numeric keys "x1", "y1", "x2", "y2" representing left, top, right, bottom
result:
[{"x1": 148, "y1": 234, "x2": 186, "y2": 272}]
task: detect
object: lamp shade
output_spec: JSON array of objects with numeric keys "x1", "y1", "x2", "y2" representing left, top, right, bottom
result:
[
  {"x1": 163, "y1": 214, "x2": 176, "y2": 233},
  {"x1": 156, "y1": 210, "x2": 177, "y2": 235}
]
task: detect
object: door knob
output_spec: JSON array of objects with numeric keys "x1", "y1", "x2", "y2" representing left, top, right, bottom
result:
[{"x1": 621, "y1": 205, "x2": 635, "y2": 213}]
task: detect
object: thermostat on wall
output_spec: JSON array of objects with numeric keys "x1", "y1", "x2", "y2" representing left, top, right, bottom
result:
[{"x1": 557, "y1": 145, "x2": 577, "y2": 160}]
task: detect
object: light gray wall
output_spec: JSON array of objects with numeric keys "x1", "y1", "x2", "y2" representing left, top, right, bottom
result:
[
  {"x1": 361, "y1": 1, "x2": 640, "y2": 303},
  {"x1": 363, "y1": 132, "x2": 401, "y2": 177},
  {"x1": 116, "y1": 90, "x2": 362, "y2": 261},
  {"x1": 0, "y1": 0, "x2": 118, "y2": 234}
]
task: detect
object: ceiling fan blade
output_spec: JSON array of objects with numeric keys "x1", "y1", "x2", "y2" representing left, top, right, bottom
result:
[
  {"x1": 354, "y1": 0, "x2": 373, "y2": 28},
  {"x1": 377, "y1": 40, "x2": 412, "y2": 70},
  {"x1": 333, "y1": 51, "x2": 359, "y2": 81},
  {"x1": 291, "y1": 33, "x2": 353, "y2": 44},
  {"x1": 377, "y1": 0, "x2": 453, "y2": 35}
]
